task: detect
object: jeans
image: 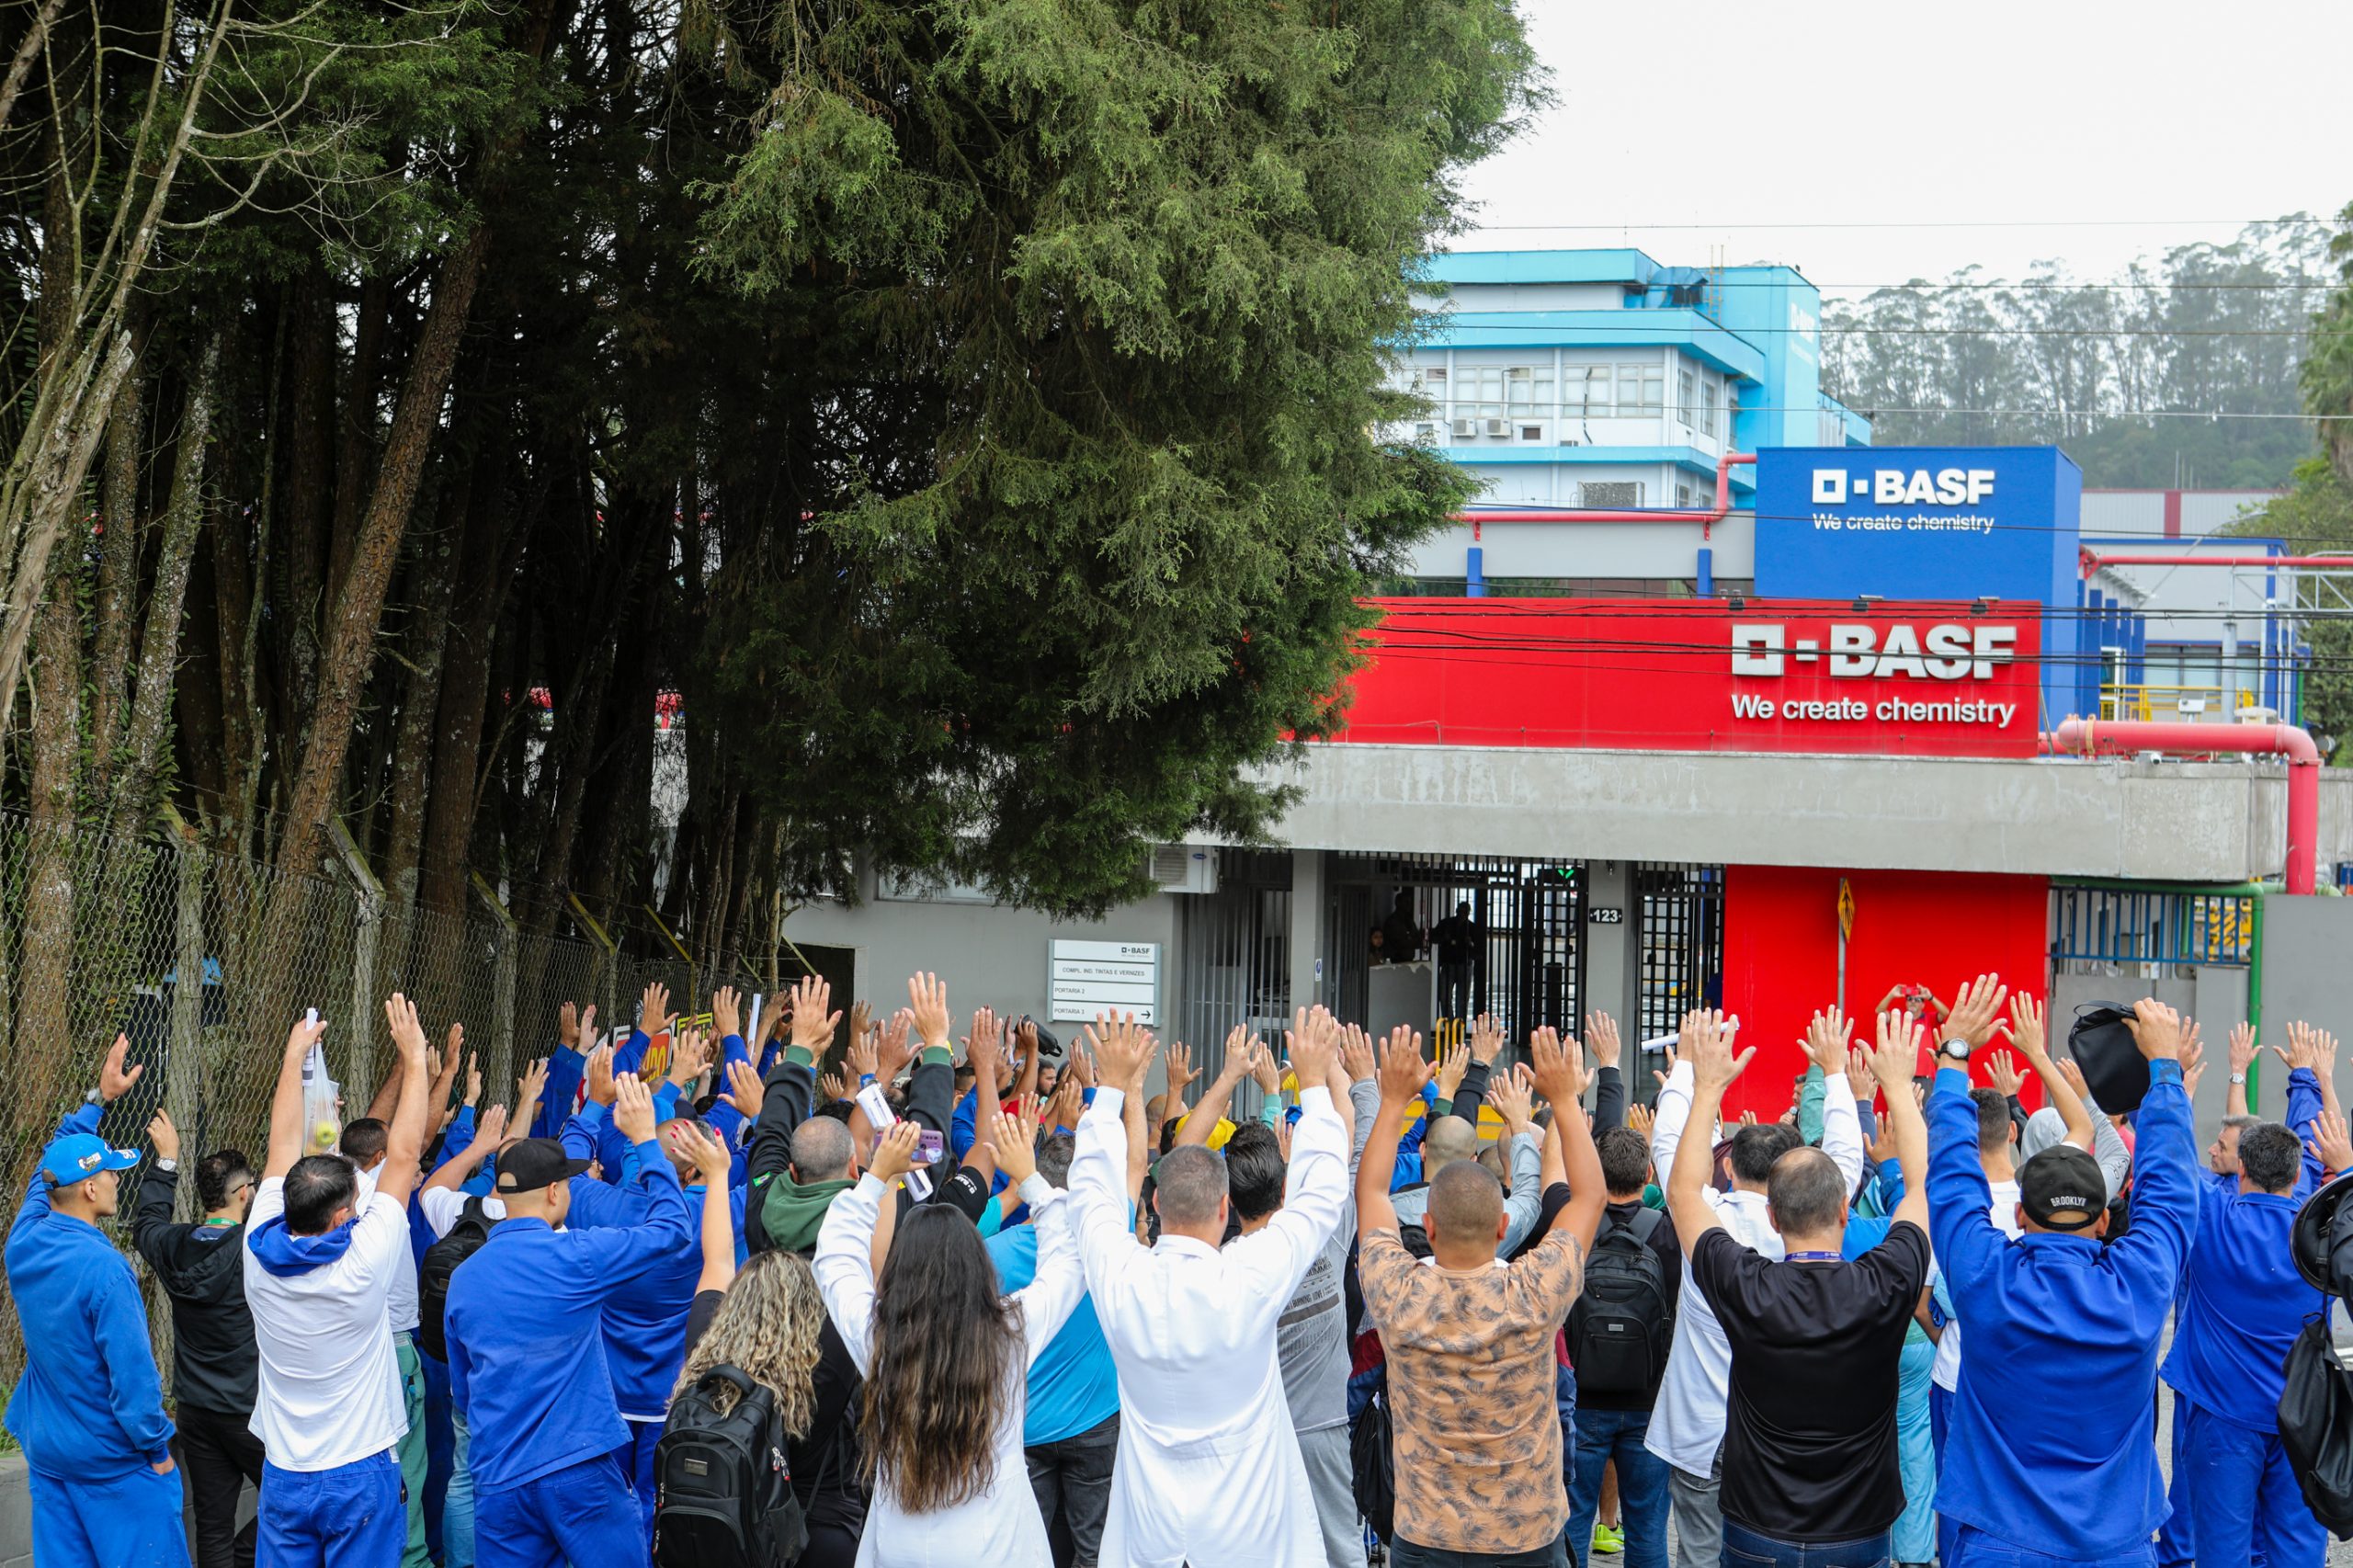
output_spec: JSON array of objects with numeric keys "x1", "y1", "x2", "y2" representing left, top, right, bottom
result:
[
  {"x1": 475, "y1": 1454, "x2": 643, "y2": 1568},
  {"x1": 1928, "y1": 1384, "x2": 1955, "y2": 1568},
  {"x1": 1025, "y1": 1412, "x2": 1120, "y2": 1568},
  {"x1": 608, "y1": 1416, "x2": 663, "y2": 1554},
  {"x1": 25, "y1": 1463, "x2": 193, "y2": 1568},
  {"x1": 1295, "y1": 1423, "x2": 1362, "y2": 1568},
  {"x1": 443, "y1": 1414, "x2": 475, "y2": 1568},
  {"x1": 417, "y1": 1350, "x2": 453, "y2": 1565},
  {"x1": 1568, "y1": 1408, "x2": 1668, "y2": 1568},
  {"x1": 1946, "y1": 1525, "x2": 2155, "y2": 1567},
  {"x1": 1720, "y1": 1519, "x2": 1889, "y2": 1568},
  {"x1": 257, "y1": 1451, "x2": 404, "y2": 1568},
  {"x1": 2169, "y1": 1394, "x2": 2325, "y2": 1568},
  {"x1": 2154, "y1": 1388, "x2": 2192, "y2": 1568},
  {"x1": 180, "y1": 1404, "x2": 267, "y2": 1568},
  {"x1": 393, "y1": 1335, "x2": 430, "y2": 1568},
  {"x1": 1394, "y1": 1529, "x2": 1571, "y2": 1567},
  {"x1": 1668, "y1": 1449, "x2": 1723, "y2": 1568}
]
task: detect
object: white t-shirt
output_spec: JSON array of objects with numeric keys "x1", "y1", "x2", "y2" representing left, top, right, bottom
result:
[
  {"x1": 243, "y1": 1177, "x2": 410, "y2": 1471},
  {"x1": 1930, "y1": 1176, "x2": 2022, "y2": 1392},
  {"x1": 417, "y1": 1185, "x2": 507, "y2": 1239},
  {"x1": 353, "y1": 1164, "x2": 420, "y2": 1335}
]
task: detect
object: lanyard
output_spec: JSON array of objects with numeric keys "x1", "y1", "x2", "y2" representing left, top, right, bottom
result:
[{"x1": 1785, "y1": 1250, "x2": 1841, "y2": 1262}]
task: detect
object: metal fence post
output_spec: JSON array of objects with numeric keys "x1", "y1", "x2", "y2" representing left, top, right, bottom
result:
[
  {"x1": 332, "y1": 820, "x2": 384, "y2": 1101},
  {"x1": 472, "y1": 873, "x2": 520, "y2": 1091},
  {"x1": 168, "y1": 831, "x2": 207, "y2": 1223}
]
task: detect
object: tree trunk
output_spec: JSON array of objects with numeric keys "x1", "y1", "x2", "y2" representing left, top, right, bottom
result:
[
  {"x1": 283, "y1": 271, "x2": 335, "y2": 724},
  {"x1": 272, "y1": 226, "x2": 492, "y2": 886},
  {"x1": 324, "y1": 273, "x2": 390, "y2": 609},
  {"x1": 382, "y1": 484, "x2": 465, "y2": 909},
  {"x1": 107, "y1": 328, "x2": 221, "y2": 843},
  {"x1": 88, "y1": 336, "x2": 147, "y2": 773},
  {"x1": 11, "y1": 561, "x2": 83, "y2": 1127}
]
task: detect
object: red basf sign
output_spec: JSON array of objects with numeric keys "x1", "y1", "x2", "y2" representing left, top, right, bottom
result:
[{"x1": 1332, "y1": 597, "x2": 2043, "y2": 758}]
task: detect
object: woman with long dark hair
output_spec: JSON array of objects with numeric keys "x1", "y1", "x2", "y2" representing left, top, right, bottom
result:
[{"x1": 813, "y1": 1108, "x2": 1081, "y2": 1567}]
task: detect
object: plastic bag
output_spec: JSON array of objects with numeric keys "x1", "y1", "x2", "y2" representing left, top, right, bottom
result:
[{"x1": 301, "y1": 1028, "x2": 341, "y2": 1155}]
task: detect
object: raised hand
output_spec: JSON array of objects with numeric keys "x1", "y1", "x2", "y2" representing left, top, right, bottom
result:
[
  {"x1": 517, "y1": 1055, "x2": 549, "y2": 1108},
  {"x1": 463, "y1": 1051, "x2": 483, "y2": 1108},
  {"x1": 2126, "y1": 997, "x2": 2188, "y2": 1062},
  {"x1": 1067, "y1": 1040, "x2": 1097, "y2": 1091},
  {"x1": 1468, "y1": 1013, "x2": 1505, "y2": 1066},
  {"x1": 2276, "y1": 1021, "x2": 2323, "y2": 1075},
  {"x1": 722, "y1": 1059, "x2": 765, "y2": 1119},
  {"x1": 1685, "y1": 1010, "x2": 1752, "y2": 1095},
  {"x1": 584, "y1": 1042, "x2": 618, "y2": 1107},
  {"x1": 612, "y1": 1073, "x2": 659, "y2": 1145},
  {"x1": 1375, "y1": 1025, "x2": 1431, "y2": 1108},
  {"x1": 2229, "y1": 1021, "x2": 2259, "y2": 1079},
  {"x1": 711, "y1": 986, "x2": 743, "y2": 1043},
  {"x1": 559, "y1": 1001, "x2": 581, "y2": 1051},
  {"x1": 667, "y1": 1027, "x2": 712, "y2": 1089},
  {"x1": 870, "y1": 1121, "x2": 922, "y2": 1185},
  {"x1": 1435, "y1": 1038, "x2": 1471, "y2": 1103},
  {"x1": 1984, "y1": 1049, "x2": 2028, "y2": 1099},
  {"x1": 1287, "y1": 1006, "x2": 1340, "y2": 1089},
  {"x1": 2006, "y1": 994, "x2": 2052, "y2": 1065},
  {"x1": 101, "y1": 1032, "x2": 147, "y2": 1103},
  {"x1": 793, "y1": 974, "x2": 843, "y2": 1055},
  {"x1": 1845, "y1": 1045, "x2": 1875, "y2": 1099},
  {"x1": 1653, "y1": 1040, "x2": 1680, "y2": 1094},
  {"x1": 1217, "y1": 1026, "x2": 1256, "y2": 1086},
  {"x1": 147, "y1": 1108, "x2": 179, "y2": 1162},
  {"x1": 990, "y1": 1107, "x2": 1041, "y2": 1186},
  {"x1": 819, "y1": 1068, "x2": 856, "y2": 1104},
  {"x1": 382, "y1": 995, "x2": 427, "y2": 1065},
  {"x1": 1869, "y1": 1007, "x2": 1924, "y2": 1093},
  {"x1": 2308, "y1": 1108, "x2": 2353, "y2": 1176},
  {"x1": 906, "y1": 972, "x2": 951, "y2": 1051},
  {"x1": 2054, "y1": 1056, "x2": 2097, "y2": 1105},
  {"x1": 1944, "y1": 974, "x2": 2011, "y2": 1051},
  {"x1": 849, "y1": 999, "x2": 873, "y2": 1047},
  {"x1": 1338, "y1": 1025, "x2": 1376, "y2": 1085},
  {"x1": 1085, "y1": 1011, "x2": 1157, "y2": 1096},
  {"x1": 1250, "y1": 1037, "x2": 1282, "y2": 1096},
  {"x1": 964, "y1": 1007, "x2": 1003, "y2": 1081},
  {"x1": 639, "y1": 980, "x2": 672, "y2": 1036},
  {"x1": 1626, "y1": 1102, "x2": 1654, "y2": 1138},
  {"x1": 670, "y1": 1119, "x2": 733, "y2": 1185},
  {"x1": 467, "y1": 1104, "x2": 509, "y2": 1154},
  {"x1": 1801, "y1": 1006, "x2": 1852, "y2": 1076},
  {"x1": 878, "y1": 1009, "x2": 915, "y2": 1081},
  {"x1": 1529, "y1": 1024, "x2": 1586, "y2": 1109},
  {"x1": 1163, "y1": 1040, "x2": 1196, "y2": 1102},
  {"x1": 1585, "y1": 1011, "x2": 1622, "y2": 1073},
  {"x1": 1488, "y1": 1062, "x2": 1535, "y2": 1134}
]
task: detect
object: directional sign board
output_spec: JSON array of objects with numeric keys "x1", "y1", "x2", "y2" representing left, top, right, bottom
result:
[{"x1": 1049, "y1": 940, "x2": 1160, "y2": 1025}]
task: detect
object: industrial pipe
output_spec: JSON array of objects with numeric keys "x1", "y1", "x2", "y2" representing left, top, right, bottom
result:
[
  {"x1": 1455, "y1": 452, "x2": 1756, "y2": 538},
  {"x1": 2051, "y1": 716, "x2": 2322, "y2": 895},
  {"x1": 2080, "y1": 547, "x2": 2353, "y2": 576}
]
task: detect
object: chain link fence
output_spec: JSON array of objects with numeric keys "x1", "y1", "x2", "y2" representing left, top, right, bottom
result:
[{"x1": 0, "y1": 806, "x2": 765, "y2": 1398}]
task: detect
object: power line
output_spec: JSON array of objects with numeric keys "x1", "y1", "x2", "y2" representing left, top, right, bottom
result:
[{"x1": 1454, "y1": 218, "x2": 2327, "y2": 233}]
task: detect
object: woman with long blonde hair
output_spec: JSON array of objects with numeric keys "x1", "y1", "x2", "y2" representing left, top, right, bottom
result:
[{"x1": 813, "y1": 1107, "x2": 1083, "y2": 1567}]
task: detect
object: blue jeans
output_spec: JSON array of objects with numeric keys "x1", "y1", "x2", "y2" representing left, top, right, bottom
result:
[
  {"x1": 418, "y1": 1350, "x2": 454, "y2": 1564},
  {"x1": 1720, "y1": 1519, "x2": 1889, "y2": 1568},
  {"x1": 1929, "y1": 1384, "x2": 1955, "y2": 1568},
  {"x1": 2169, "y1": 1395, "x2": 2324, "y2": 1568},
  {"x1": 26, "y1": 1463, "x2": 192, "y2": 1568},
  {"x1": 475, "y1": 1454, "x2": 643, "y2": 1568},
  {"x1": 609, "y1": 1417, "x2": 663, "y2": 1552},
  {"x1": 1567, "y1": 1407, "x2": 1669, "y2": 1568},
  {"x1": 1947, "y1": 1524, "x2": 2154, "y2": 1567},
  {"x1": 444, "y1": 1414, "x2": 475, "y2": 1568},
  {"x1": 258, "y1": 1451, "x2": 405, "y2": 1568},
  {"x1": 1394, "y1": 1530, "x2": 1571, "y2": 1566}
]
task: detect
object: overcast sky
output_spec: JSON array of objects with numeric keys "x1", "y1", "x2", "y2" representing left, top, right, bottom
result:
[{"x1": 1454, "y1": 1, "x2": 2353, "y2": 297}]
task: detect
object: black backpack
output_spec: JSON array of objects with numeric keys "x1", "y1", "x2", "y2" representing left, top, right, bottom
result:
[
  {"x1": 1565, "y1": 1207, "x2": 1670, "y2": 1400},
  {"x1": 655, "y1": 1366, "x2": 808, "y2": 1568},
  {"x1": 1348, "y1": 1375, "x2": 1396, "y2": 1545},
  {"x1": 416, "y1": 1196, "x2": 499, "y2": 1362},
  {"x1": 2279, "y1": 1312, "x2": 2353, "y2": 1535}
]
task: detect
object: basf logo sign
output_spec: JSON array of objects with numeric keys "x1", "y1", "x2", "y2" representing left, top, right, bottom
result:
[{"x1": 1752, "y1": 446, "x2": 2083, "y2": 722}]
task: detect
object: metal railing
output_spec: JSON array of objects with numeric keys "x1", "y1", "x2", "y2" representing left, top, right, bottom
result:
[{"x1": 2097, "y1": 684, "x2": 2253, "y2": 722}]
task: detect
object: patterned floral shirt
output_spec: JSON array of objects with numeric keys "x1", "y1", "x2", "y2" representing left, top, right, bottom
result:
[{"x1": 1358, "y1": 1223, "x2": 1586, "y2": 1553}]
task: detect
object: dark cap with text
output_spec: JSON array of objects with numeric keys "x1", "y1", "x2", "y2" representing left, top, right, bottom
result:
[
  {"x1": 2019, "y1": 1143, "x2": 2107, "y2": 1229},
  {"x1": 494, "y1": 1137, "x2": 591, "y2": 1192}
]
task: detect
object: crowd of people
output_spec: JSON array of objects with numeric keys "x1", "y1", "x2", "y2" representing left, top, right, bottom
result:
[{"x1": 5, "y1": 964, "x2": 2347, "y2": 1568}]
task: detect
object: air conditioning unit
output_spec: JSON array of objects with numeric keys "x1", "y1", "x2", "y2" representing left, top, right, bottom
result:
[
  {"x1": 1556, "y1": 436, "x2": 1581, "y2": 448},
  {"x1": 1148, "y1": 845, "x2": 1219, "y2": 895},
  {"x1": 1483, "y1": 417, "x2": 1510, "y2": 437},
  {"x1": 1450, "y1": 418, "x2": 1478, "y2": 438}
]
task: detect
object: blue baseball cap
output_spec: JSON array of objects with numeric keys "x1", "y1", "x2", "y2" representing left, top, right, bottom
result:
[{"x1": 40, "y1": 1131, "x2": 141, "y2": 1187}]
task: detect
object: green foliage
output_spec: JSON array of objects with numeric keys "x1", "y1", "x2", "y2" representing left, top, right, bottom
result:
[
  {"x1": 2302, "y1": 200, "x2": 2353, "y2": 482},
  {"x1": 690, "y1": 0, "x2": 1535, "y2": 915},
  {"x1": 2227, "y1": 460, "x2": 2353, "y2": 760}
]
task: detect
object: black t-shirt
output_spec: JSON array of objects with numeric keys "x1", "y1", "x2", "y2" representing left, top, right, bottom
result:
[{"x1": 1688, "y1": 1220, "x2": 1930, "y2": 1544}]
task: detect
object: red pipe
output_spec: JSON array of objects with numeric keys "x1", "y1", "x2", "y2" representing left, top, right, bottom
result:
[
  {"x1": 2079, "y1": 547, "x2": 2353, "y2": 576},
  {"x1": 1455, "y1": 452, "x2": 1755, "y2": 539},
  {"x1": 2052, "y1": 716, "x2": 2322, "y2": 894}
]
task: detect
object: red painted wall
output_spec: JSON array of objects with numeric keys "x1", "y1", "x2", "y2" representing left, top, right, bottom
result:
[{"x1": 1716, "y1": 865, "x2": 2052, "y2": 1119}]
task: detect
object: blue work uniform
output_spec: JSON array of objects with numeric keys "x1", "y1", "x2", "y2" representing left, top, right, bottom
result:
[
  {"x1": 444, "y1": 1137, "x2": 693, "y2": 1568},
  {"x1": 1928, "y1": 1057, "x2": 2198, "y2": 1565},
  {"x1": 2159, "y1": 1067, "x2": 2328, "y2": 1568},
  {"x1": 4, "y1": 1104, "x2": 188, "y2": 1568}
]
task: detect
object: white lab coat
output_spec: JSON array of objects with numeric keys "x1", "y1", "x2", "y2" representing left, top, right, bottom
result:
[
  {"x1": 1641, "y1": 1060, "x2": 1863, "y2": 1479},
  {"x1": 813, "y1": 1171, "x2": 1083, "y2": 1568},
  {"x1": 1070, "y1": 1085, "x2": 1348, "y2": 1568}
]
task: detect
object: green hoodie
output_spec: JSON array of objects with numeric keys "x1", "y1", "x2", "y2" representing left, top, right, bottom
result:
[{"x1": 756, "y1": 1170, "x2": 856, "y2": 1253}]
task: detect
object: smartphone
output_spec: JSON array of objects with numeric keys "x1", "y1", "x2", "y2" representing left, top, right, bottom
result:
[{"x1": 914, "y1": 1131, "x2": 945, "y2": 1167}]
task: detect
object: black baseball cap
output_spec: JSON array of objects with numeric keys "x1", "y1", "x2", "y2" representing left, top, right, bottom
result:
[
  {"x1": 494, "y1": 1138, "x2": 591, "y2": 1192},
  {"x1": 2019, "y1": 1143, "x2": 2108, "y2": 1230}
]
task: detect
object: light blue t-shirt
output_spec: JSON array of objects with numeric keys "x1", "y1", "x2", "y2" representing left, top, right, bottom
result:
[{"x1": 984, "y1": 1211, "x2": 1121, "y2": 1446}]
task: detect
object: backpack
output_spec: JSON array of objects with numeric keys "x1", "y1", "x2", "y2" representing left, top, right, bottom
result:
[
  {"x1": 2279, "y1": 1311, "x2": 2353, "y2": 1535},
  {"x1": 1348, "y1": 1376, "x2": 1396, "y2": 1545},
  {"x1": 655, "y1": 1366, "x2": 809, "y2": 1568},
  {"x1": 1565, "y1": 1207, "x2": 1670, "y2": 1400},
  {"x1": 416, "y1": 1196, "x2": 499, "y2": 1362}
]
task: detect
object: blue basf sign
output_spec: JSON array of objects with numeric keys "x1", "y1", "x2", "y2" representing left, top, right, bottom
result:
[{"x1": 1752, "y1": 446, "x2": 2082, "y2": 724}]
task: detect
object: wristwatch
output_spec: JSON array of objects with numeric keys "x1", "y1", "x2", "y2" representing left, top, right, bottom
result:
[
  {"x1": 83, "y1": 1087, "x2": 105, "y2": 1106},
  {"x1": 2230, "y1": 1072, "x2": 2247, "y2": 1085},
  {"x1": 1937, "y1": 1037, "x2": 1972, "y2": 1066}
]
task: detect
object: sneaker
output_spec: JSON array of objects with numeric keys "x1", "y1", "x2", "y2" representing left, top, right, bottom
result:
[{"x1": 1591, "y1": 1524, "x2": 1625, "y2": 1555}]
